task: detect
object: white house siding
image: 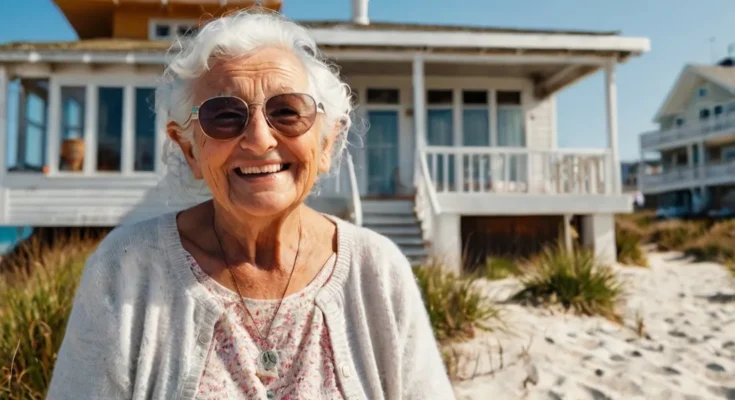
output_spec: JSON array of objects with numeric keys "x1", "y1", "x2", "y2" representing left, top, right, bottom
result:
[
  {"x1": 1, "y1": 180, "x2": 198, "y2": 227},
  {"x1": 679, "y1": 79, "x2": 734, "y2": 126}
]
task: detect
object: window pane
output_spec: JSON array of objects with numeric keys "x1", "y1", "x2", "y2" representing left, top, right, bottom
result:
[
  {"x1": 497, "y1": 108, "x2": 524, "y2": 146},
  {"x1": 699, "y1": 109, "x2": 710, "y2": 119},
  {"x1": 463, "y1": 109, "x2": 489, "y2": 146},
  {"x1": 59, "y1": 86, "x2": 86, "y2": 172},
  {"x1": 463, "y1": 90, "x2": 488, "y2": 105},
  {"x1": 135, "y1": 88, "x2": 157, "y2": 172},
  {"x1": 497, "y1": 91, "x2": 521, "y2": 106},
  {"x1": 427, "y1": 90, "x2": 453, "y2": 105},
  {"x1": 366, "y1": 88, "x2": 399, "y2": 104},
  {"x1": 97, "y1": 87, "x2": 123, "y2": 172},
  {"x1": 155, "y1": 24, "x2": 170, "y2": 38},
  {"x1": 427, "y1": 109, "x2": 454, "y2": 187}
]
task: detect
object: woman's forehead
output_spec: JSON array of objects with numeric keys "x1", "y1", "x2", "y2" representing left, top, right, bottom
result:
[{"x1": 195, "y1": 48, "x2": 309, "y2": 97}]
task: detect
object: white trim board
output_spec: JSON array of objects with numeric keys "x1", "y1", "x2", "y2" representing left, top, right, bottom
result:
[{"x1": 309, "y1": 28, "x2": 650, "y2": 53}]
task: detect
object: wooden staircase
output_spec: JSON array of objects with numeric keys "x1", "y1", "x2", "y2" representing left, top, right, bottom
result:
[{"x1": 361, "y1": 198, "x2": 428, "y2": 266}]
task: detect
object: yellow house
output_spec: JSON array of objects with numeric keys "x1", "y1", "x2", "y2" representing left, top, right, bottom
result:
[{"x1": 0, "y1": 0, "x2": 650, "y2": 269}]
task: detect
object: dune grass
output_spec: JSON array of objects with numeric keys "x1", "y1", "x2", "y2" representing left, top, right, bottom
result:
[
  {"x1": 480, "y1": 257, "x2": 521, "y2": 280},
  {"x1": 615, "y1": 217, "x2": 648, "y2": 267},
  {"x1": 512, "y1": 243, "x2": 623, "y2": 322},
  {"x1": 0, "y1": 230, "x2": 102, "y2": 400},
  {"x1": 413, "y1": 261, "x2": 503, "y2": 343}
]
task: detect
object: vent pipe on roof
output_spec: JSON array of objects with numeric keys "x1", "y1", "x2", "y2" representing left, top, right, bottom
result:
[{"x1": 352, "y1": 0, "x2": 369, "y2": 25}]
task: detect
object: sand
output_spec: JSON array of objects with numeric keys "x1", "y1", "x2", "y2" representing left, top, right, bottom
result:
[{"x1": 449, "y1": 251, "x2": 735, "y2": 400}]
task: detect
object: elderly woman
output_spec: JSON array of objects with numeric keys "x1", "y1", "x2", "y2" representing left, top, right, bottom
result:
[{"x1": 47, "y1": 10, "x2": 453, "y2": 400}]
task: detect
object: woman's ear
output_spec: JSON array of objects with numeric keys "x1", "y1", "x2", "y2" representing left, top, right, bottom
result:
[{"x1": 167, "y1": 122, "x2": 203, "y2": 179}]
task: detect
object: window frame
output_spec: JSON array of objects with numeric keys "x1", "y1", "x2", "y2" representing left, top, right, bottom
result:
[{"x1": 46, "y1": 75, "x2": 162, "y2": 178}]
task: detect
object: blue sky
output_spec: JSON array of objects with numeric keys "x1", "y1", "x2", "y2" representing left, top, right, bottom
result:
[{"x1": 2, "y1": 0, "x2": 735, "y2": 161}]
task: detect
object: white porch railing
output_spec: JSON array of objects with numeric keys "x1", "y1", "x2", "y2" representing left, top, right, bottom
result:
[
  {"x1": 640, "y1": 114, "x2": 735, "y2": 149},
  {"x1": 312, "y1": 152, "x2": 362, "y2": 225},
  {"x1": 640, "y1": 160, "x2": 735, "y2": 193},
  {"x1": 422, "y1": 146, "x2": 613, "y2": 195},
  {"x1": 414, "y1": 147, "x2": 441, "y2": 244},
  {"x1": 345, "y1": 152, "x2": 363, "y2": 226}
]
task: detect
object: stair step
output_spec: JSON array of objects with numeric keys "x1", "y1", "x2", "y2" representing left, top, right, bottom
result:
[
  {"x1": 366, "y1": 225, "x2": 421, "y2": 236},
  {"x1": 363, "y1": 215, "x2": 418, "y2": 226},
  {"x1": 400, "y1": 246, "x2": 428, "y2": 257},
  {"x1": 361, "y1": 200, "x2": 415, "y2": 214},
  {"x1": 388, "y1": 236, "x2": 425, "y2": 246}
]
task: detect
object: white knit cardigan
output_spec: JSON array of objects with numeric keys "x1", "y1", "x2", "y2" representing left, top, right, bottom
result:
[{"x1": 46, "y1": 212, "x2": 454, "y2": 400}]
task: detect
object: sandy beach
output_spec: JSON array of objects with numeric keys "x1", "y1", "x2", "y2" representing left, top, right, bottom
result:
[{"x1": 449, "y1": 250, "x2": 735, "y2": 400}]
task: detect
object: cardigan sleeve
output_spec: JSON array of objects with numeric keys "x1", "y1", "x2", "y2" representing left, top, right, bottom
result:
[
  {"x1": 390, "y1": 250, "x2": 456, "y2": 399},
  {"x1": 46, "y1": 246, "x2": 132, "y2": 400}
]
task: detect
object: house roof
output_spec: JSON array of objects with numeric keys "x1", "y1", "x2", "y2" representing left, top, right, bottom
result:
[{"x1": 653, "y1": 64, "x2": 735, "y2": 122}]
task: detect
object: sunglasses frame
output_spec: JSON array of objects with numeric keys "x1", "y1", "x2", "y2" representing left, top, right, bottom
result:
[{"x1": 187, "y1": 93, "x2": 325, "y2": 141}]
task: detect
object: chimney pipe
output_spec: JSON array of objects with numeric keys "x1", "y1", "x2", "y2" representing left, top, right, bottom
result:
[{"x1": 352, "y1": 0, "x2": 369, "y2": 25}]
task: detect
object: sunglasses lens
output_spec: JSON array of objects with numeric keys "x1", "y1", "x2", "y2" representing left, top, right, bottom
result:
[
  {"x1": 265, "y1": 93, "x2": 319, "y2": 137},
  {"x1": 198, "y1": 97, "x2": 249, "y2": 140}
]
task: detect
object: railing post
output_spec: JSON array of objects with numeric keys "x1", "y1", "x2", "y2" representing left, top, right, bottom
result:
[{"x1": 605, "y1": 60, "x2": 621, "y2": 194}]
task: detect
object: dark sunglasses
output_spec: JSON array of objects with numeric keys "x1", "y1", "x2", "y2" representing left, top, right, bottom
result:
[{"x1": 188, "y1": 93, "x2": 324, "y2": 141}]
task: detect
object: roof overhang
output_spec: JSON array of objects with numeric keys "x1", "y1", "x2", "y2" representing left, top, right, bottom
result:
[{"x1": 0, "y1": 24, "x2": 650, "y2": 99}]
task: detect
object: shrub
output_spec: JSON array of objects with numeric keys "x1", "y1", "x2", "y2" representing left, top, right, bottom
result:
[
  {"x1": 512, "y1": 243, "x2": 622, "y2": 321},
  {"x1": 0, "y1": 231, "x2": 102, "y2": 400},
  {"x1": 683, "y1": 220, "x2": 735, "y2": 265},
  {"x1": 615, "y1": 218, "x2": 648, "y2": 267},
  {"x1": 413, "y1": 262, "x2": 502, "y2": 342},
  {"x1": 649, "y1": 220, "x2": 707, "y2": 251},
  {"x1": 482, "y1": 257, "x2": 520, "y2": 280}
]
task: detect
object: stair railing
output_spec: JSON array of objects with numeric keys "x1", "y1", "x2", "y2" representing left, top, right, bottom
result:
[
  {"x1": 414, "y1": 147, "x2": 441, "y2": 245},
  {"x1": 345, "y1": 152, "x2": 363, "y2": 227}
]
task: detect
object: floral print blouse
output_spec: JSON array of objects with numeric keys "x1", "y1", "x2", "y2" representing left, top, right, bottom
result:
[{"x1": 185, "y1": 252, "x2": 345, "y2": 400}]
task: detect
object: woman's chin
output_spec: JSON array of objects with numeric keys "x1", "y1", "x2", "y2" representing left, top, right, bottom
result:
[{"x1": 227, "y1": 192, "x2": 300, "y2": 218}]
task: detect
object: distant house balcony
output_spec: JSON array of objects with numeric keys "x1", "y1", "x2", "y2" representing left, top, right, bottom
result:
[
  {"x1": 640, "y1": 115, "x2": 735, "y2": 151},
  {"x1": 639, "y1": 160, "x2": 735, "y2": 193}
]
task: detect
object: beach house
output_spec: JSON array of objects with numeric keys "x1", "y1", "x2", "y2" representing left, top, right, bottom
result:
[
  {"x1": 0, "y1": 0, "x2": 649, "y2": 270},
  {"x1": 639, "y1": 59, "x2": 735, "y2": 219}
]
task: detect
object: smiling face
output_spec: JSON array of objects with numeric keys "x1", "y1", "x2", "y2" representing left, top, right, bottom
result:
[{"x1": 169, "y1": 47, "x2": 335, "y2": 218}]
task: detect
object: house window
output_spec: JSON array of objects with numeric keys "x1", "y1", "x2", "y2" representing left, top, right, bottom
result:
[
  {"x1": 427, "y1": 90, "x2": 453, "y2": 105},
  {"x1": 97, "y1": 87, "x2": 124, "y2": 172},
  {"x1": 134, "y1": 88, "x2": 157, "y2": 172},
  {"x1": 59, "y1": 86, "x2": 86, "y2": 172},
  {"x1": 366, "y1": 88, "x2": 399, "y2": 104},
  {"x1": 699, "y1": 108, "x2": 711, "y2": 120},
  {"x1": 154, "y1": 24, "x2": 170, "y2": 39},
  {"x1": 714, "y1": 105, "x2": 724, "y2": 116},
  {"x1": 723, "y1": 146, "x2": 735, "y2": 162},
  {"x1": 427, "y1": 90, "x2": 454, "y2": 187},
  {"x1": 150, "y1": 19, "x2": 198, "y2": 40},
  {"x1": 8, "y1": 79, "x2": 49, "y2": 173},
  {"x1": 462, "y1": 90, "x2": 489, "y2": 147},
  {"x1": 496, "y1": 91, "x2": 524, "y2": 146},
  {"x1": 675, "y1": 117, "x2": 685, "y2": 127},
  {"x1": 697, "y1": 87, "x2": 708, "y2": 98}
]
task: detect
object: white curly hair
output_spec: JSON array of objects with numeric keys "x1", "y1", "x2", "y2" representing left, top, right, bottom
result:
[{"x1": 154, "y1": 9, "x2": 356, "y2": 202}]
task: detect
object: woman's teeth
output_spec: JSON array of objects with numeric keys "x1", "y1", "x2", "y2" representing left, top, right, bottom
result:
[{"x1": 236, "y1": 164, "x2": 288, "y2": 176}]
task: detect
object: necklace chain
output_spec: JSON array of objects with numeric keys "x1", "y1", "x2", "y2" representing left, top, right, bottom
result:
[{"x1": 211, "y1": 209, "x2": 303, "y2": 344}]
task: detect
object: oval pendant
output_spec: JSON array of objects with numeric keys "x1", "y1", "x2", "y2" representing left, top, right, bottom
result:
[{"x1": 260, "y1": 349, "x2": 279, "y2": 371}]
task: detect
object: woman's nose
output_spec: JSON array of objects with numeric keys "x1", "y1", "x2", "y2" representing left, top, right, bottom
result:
[{"x1": 239, "y1": 108, "x2": 278, "y2": 155}]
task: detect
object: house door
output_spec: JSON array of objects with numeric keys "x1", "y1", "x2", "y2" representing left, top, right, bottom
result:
[{"x1": 365, "y1": 110, "x2": 400, "y2": 195}]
